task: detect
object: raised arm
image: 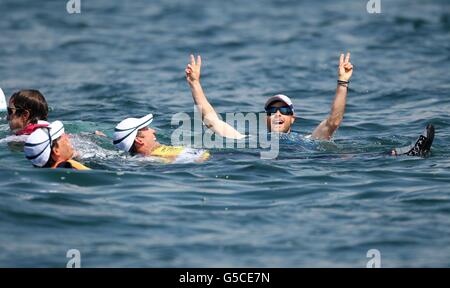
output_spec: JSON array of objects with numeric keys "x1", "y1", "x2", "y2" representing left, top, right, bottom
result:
[
  {"x1": 311, "y1": 52, "x2": 353, "y2": 140},
  {"x1": 185, "y1": 55, "x2": 245, "y2": 139}
]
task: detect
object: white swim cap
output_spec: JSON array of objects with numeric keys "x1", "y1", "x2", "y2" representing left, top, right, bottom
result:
[
  {"x1": 113, "y1": 114, "x2": 153, "y2": 152},
  {"x1": 24, "y1": 120, "x2": 65, "y2": 167},
  {"x1": 264, "y1": 94, "x2": 294, "y2": 113}
]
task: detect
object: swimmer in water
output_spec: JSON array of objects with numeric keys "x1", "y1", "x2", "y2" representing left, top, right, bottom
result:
[
  {"x1": 6, "y1": 90, "x2": 49, "y2": 137},
  {"x1": 1, "y1": 89, "x2": 107, "y2": 152},
  {"x1": 185, "y1": 53, "x2": 435, "y2": 157},
  {"x1": 185, "y1": 53, "x2": 353, "y2": 140},
  {"x1": 112, "y1": 114, "x2": 210, "y2": 163},
  {"x1": 24, "y1": 121, "x2": 90, "y2": 170}
]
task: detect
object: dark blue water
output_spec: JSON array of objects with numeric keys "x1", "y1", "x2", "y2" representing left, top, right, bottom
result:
[{"x1": 0, "y1": 0, "x2": 449, "y2": 267}]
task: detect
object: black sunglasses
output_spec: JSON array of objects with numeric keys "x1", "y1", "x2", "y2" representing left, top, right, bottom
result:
[
  {"x1": 7, "y1": 106, "x2": 24, "y2": 116},
  {"x1": 265, "y1": 106, "x2": 293, "y2": 116}
]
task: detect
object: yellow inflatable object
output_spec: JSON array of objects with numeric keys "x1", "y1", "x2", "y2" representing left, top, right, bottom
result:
[
  {"x1": 150, "y1": 145, "x2": 210, "y2": 162},
  {"x1": 52, "y1": 159, "x2": 91, "y2": 170},
  {"x1": 150, "y1": 145, "x2": 185, "y2": 157}
]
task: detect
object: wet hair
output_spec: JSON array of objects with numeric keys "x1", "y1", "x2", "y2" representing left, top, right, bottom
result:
[
  {"x1": 129, "y1": 143, "x2": 138, "y2": 155},
  {"x1": 10, "y1": 90, "x2": 48, "y2": 124}
]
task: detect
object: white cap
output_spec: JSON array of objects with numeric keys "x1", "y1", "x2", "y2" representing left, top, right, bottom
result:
[
  {"x1": 24, "y1": 121, "x2": 65, "y2": 167},
  {"x1": 0, "y1": 88, "x2": 7, "y2": 112},
  {"x1": 113, "y1": 114, "x2": 153, "y2": 152},
  {"x1": 264, "y1": 94, "x2": 294, "y2": 113}
]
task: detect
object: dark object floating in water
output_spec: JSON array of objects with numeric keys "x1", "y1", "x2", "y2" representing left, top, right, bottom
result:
[{"x1": 393, "y1": 124, "x2": 435, "y2": 157}]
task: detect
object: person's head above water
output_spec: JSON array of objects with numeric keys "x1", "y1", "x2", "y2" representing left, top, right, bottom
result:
[
  {"x1": 113, "y1": 114, "x2": 159, "y2": 156},
  {"x1": 24, "y1": 121, "x2": 75, "y2": 168},
  {"x1": 264, "y1": 94, "x2": 296, "y2": 133},
  {"x1": 7, "y1": 90, "x2": 49, "y2": 134}
]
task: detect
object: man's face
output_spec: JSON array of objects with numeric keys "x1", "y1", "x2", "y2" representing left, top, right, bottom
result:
[
  {"x1": 135, "y1": 127, "x2": 158, "y2": 154},
  {"x1": 266, "y1": 101, "x2": 295, "y2": 133},
  {"x1": 52, "y1": 133, "x2": 74, "y2": 161},
  {"x1": 7, "y1": 99, "x2": 28, "y2": 131}
]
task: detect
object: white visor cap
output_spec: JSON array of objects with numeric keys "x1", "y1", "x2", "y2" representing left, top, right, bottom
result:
[
  {"x1": 24, "y1": 120, "x2": 65, "y2": 167},
  {"x1": 0, "y1": 88, "x2": 7, "y2": 112},
  {"x1": 264, "y1": 94, "x2": 294, "y2": 113},
  {"x1": 113, "y1": 114, "x2": 153, "y2": 152}
]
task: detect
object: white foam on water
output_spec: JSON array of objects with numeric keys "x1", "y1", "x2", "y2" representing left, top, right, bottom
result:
[
  {"x1": 173, "y1": 147, "x2": 208, "y2": 163},
  {"x1": 69, "y1": 133, "x2": 121, "y2": 160},
  {"x1": 0, "y1": 134, "x2": 28, "y2": 144},
  {"x1": 131, "y1": 155, "x2": 168, "y2": 164}
]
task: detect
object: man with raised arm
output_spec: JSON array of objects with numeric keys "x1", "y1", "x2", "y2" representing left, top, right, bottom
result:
[
  {"x1": 185, "y1": 52, "x2": 352, "y2": 140},
  {"x1": 185, "y1": 53, "x2": 434, "y2": 156}
]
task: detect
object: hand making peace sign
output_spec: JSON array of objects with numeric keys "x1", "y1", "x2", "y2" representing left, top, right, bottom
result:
[
  {"x1": 338, "y1": 52, "x2": 353, "y2": 82},
  {"x1": 185, "y1": 54, "x2": 202, "y2": 85}
]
